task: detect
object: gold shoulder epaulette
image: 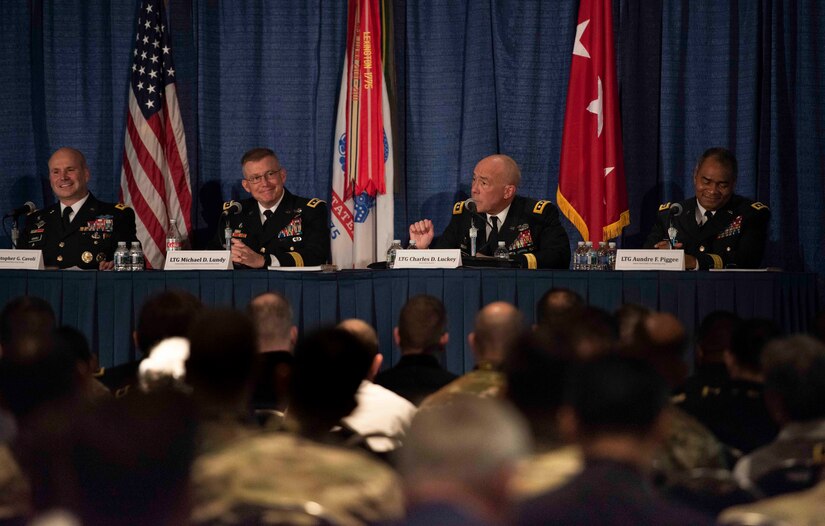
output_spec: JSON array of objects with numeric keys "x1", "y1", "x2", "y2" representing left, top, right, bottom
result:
[
  {"x1": 306, "y1": 198, "x2": 324, "y2": 208},
  {"x1": 115, "y1": 203, "x2": 129, "y2": 210},
  {"x1": 658, "y1": 202, "x2": 671, "y2": 212},
  {"x1": 533, "y1": 200, "x2": 549, "y2": 214},
  {"x1": 751, "y1": 201, "x2": 769, "y2": 211},
  {"x1": 452, "y1": 201, "x2": 465, "y2": 215}
]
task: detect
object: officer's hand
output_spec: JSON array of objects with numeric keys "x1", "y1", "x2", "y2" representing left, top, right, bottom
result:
[
  {"x1": 685, "y1": 255, "x2": 698, "y2": 270},
  {"x1": 99, "y1": 260, "x2": 114, "y2": 271},
  {"x1": 409, "y1": 219, "x2": 435, "y2": 249},
  {"x1": 231, "y1": 239, "x2": 266, "y2": 268},
  {"x1": 653, "y1": 240, "x2": 682, "y2": 250}
]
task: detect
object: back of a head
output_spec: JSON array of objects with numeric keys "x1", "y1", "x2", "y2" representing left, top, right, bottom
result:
[
  {"x1": 55, "y1": 325, "x2": 93, "y2": 366},
  {"x1": 696, "y1": 310, "x2": 740, "y2": 363},
  {"x1": 70, "y1": 389, "x2": 197, "y2": 526},
  {"x1": 186, "y1": 309, "x2": 258, "y2": 400},
  {"x1": 338, "y1": 318, "x2": 380, "y2": 362},
  {"x1": 137, "y1": 290, "x2": 203, "y2": 355},
  {"x1": 473, "y1": 302, "x2": 524, "y2": 366},
  {"x1": 567, "y1": 306, "x2": 619, "y2": 360},
  {"x1": 504, "y1": 332, "x2": 570, "y2": 445},
  {"x1": 247, "y1": 291, "x2": 294, "y2": 350},
  {"x1": 398, "y1": 396, "x2": 531, "y2": 496},
  {"x1": 564, "y1": 356, "x2": 670, "y2": 440},
  {"x1": 762, "y1": 335, "x2": 825, "y2": 422},
  {"x1": 730, "y1": 318, "x2": 782, "y2": 372},
  {"x1": 398, "y1": 295, "x2": 447, "y2": 352},
  {"x1": 535, "y1": 288, "x2": 584, "y2": 331},
  {"x1": 618, "y1": 311, "x2": 687, "y2": 388},
  {"x1": 0, "y1": 296, "x2": 56, "y2": 362},
  {"x1": 289, "y1": 327, "x2": 371, "y2": 428},
  {"x1": 615, "y1": 303, "x2": 651, "y2": 350}
]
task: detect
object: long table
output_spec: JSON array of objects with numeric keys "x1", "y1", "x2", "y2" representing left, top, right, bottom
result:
[{"x1": 0, "y1": 269, "x2": 818, "y2": 374}]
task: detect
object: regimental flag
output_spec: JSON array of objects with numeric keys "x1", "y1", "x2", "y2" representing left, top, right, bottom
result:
[
  {"x1": 330, "y1": 0, "x2": 395, "y2": 269},
  {"x1": 557, "y1": 0, "x2": 629, "y2": 243},
  {"x1": 120, "y1": 0, "x2": 192, "y2": 269}
]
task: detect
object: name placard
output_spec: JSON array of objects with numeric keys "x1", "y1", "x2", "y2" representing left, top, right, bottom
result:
[
  {"x1": 393, "y1": 249, "x2": 461, "y2": 269},
  {"x1": 164, "y1": 250, "x2": 232, "y2": 271},
  {"x1": 615, "y1": 249, "x2": 685, "y2": 271},
  {"x1": 0, "y1": 250, "x2": 44, "y2": 270}
]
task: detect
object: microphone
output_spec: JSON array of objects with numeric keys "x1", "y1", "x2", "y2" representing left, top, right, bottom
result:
[
  {"x1": 668, "y1": 202, "x2": 683, "y2": 218},
  {"x1": 221, "y1": 200, "x2": 243, "y2": 216},
  {"x1": 4, "y1": 201, "x2": 37, "y2": 218},
  {"x1": 464, "y1": 198, "x2": 477, "y2": 214}
]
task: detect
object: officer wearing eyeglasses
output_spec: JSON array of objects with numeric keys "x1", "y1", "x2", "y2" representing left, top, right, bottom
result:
[{"x1": 209, "y1": 147, "x2": 330, "y2": 268}]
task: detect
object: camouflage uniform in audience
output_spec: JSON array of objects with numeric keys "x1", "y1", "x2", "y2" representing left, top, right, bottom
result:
[
  {"x1": 718, "y1": 480, "x2": 825, "y2": 525},
  {"x1": 510, "y1": 445, "x2": 584, "y2": 501},
  {"x1": 654, "y1": 407, "x2": 728, "y2": 482},
  {"x1": 190, "y1": 433, "x2": 404, "y2": 526},
  {"x1": 419, "y1": 364, "x2": 505, "y2": 408}
]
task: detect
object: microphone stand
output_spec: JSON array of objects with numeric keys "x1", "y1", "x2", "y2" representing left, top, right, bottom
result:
[{"x1": 223, "y1": 214, "x2": 232, "y2": 250}]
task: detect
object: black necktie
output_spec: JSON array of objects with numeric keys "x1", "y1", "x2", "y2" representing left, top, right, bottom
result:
[
  {"x1": 700, "y1": 210, "x2": 713, "y2": 229},
  {"x1": 62, "y1": 207, "x2": 72, "y2": 231},
  {"x1": 488, "y1": 215, "x2": 499, "y2": 250},
  {"x1": 263, "y1": 209, "x2": 274, "y2": 227}
]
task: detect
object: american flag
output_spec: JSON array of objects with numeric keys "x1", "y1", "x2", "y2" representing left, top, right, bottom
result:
[{"x1": 120, "y1": 0, "x2": 192, "y2": 269}]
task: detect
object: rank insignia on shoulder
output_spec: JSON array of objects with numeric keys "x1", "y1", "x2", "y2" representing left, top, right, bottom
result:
[
  {"x1": 115, "y1": 203, "x2": 129, "y2": 210},
  {"x1": 658, "y1": 202, "x2": 671, "y2": 212},
  {"x1": 306, "y1": 198, "x2": 324, "y2": 208},
  {"x1": 453, "y1": 201, "x2": 464, "y2": 215},
  {"x1": 751, "y1": 201, "x2": 769, "y2": 211},
  {"x1": 533, "y1": 200, "x2": 549, "y2": 214}
]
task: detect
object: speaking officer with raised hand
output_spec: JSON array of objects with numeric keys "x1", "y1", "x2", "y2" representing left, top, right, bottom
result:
[
  {"x1": 209, "y1": 148, "x2": 330, "y2": 268},
  {"x1": 19, "y1": 147, "x2": 137, "y2": 270},
  {"x1": 644, "y1": 147, "x2": 770, "y2": 270},
  {"x1": 408, "y1": 154, "x2": 570, "y2": 269}
]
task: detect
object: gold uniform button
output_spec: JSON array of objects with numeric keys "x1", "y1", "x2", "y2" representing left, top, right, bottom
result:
[
  {"x1": 290, "y1": 247, "x2": 294, "y2": 251},
  {"x1": 82, "y1": 251, "x2": 94, "y2": 264},
  {"x1": 699, "y1": 246, "x2": 705, "y2": 252},
  {"x1": 58, "y1": 242, "x2": 65, "y2": 248},
  {"x1": 726, "y1": 246, "x2": 731, "y2": 252},
  {"x1": 57, "y1": 255, "x2": 63, "y2": 262},
  {"x1": 260, "y1": 247, "x2": 266, "y2": 253}
]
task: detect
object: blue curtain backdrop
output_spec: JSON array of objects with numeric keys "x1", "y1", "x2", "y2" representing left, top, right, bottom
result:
[{"x1": 1, "y1": 0, "x2": 823, "y2": 275}]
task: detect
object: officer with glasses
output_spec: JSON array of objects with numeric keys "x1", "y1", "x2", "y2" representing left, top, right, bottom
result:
[{"x1": 209, "y1": 147, "x2": 329, "y2": 268}]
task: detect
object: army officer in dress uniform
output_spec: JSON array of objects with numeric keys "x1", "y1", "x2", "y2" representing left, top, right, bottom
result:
[
  {"x1": 408, "y1": 154, "x2": 570, "y2": 269},
  {"x1": 209, "y1": 148, "x2": 330, "y2": 268},
  {"x1": 20, "y1": 147, "x2": 137, "y2": 270},
  {"x1": 644, "y1": 147, "x2": 770, "y2": 270}
]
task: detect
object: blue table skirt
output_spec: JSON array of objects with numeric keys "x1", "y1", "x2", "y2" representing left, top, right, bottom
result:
[{"x1": 0, "y1": 269, "x2": 818, "y2": 375}]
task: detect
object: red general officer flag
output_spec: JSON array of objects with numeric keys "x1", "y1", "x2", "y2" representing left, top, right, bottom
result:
[{"x1": 557, "y1": 0, "x2": 629, "y2": 242}]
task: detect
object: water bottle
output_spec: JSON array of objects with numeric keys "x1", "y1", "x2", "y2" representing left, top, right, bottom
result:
[
  {"x1": 129, "y1": 241, "x2": 145, "y2": 271},
  {"x1": 598, "y1": 241, "x2": 609, "y2": 271},
  {"x1": 166, "y1": 219, "x2": 182, "y2": 252},
  {"x1": 584, "y1": 241, "x2": 595, "y2": 270},
  {"x1": 407, "y1": 239, "x2": 418, "y2": 250},
  {"x1": 114, "y1": 242, "x2": 129, "y2": 272},
  {"x1": 386, "y1": 239, "x2": 402, "y2": 269},
  {"x1": 573, "y1": 241, "x2": 585, "y2": 270},
  {"x1": 608, "y1": 242, "x2": 617, "y2": 270},
  {"x1": 494, "y1": 241, "x2": 509, "y2": 260}
]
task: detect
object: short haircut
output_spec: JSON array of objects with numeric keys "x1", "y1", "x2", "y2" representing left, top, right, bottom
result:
[
  {"x1": 564, "y1": 356, "x2": 670, "y2": 439},
  {"x1": 186, "y1": 308, "x2": 258, "y2": 399},
  {"x1": 247, "y1": 291, "x2": 294, "y2": 344},
  {"x1": 55, "y1": 325, "x2": 93, "y2": 364},
  {"x1": 730, "y1": 318, "x2": 782, "y2": 371},
  {"x1": 398, "y1": 295, "x2": 447, "y2": 351},
  {"x1": 695, "y1": 310, "x2": 740, "y2": 360},
  {"x1": 136, "y1": 290, "x2": 203, "y2": 355},
  {"x1": 0, "y1": 296, "x2": 56, "y2": 361},
  {"x1": 397, "y1": 396, "x2": 530, "y2": 494},
  {"x1": 70, "y1": 390, "x2": 197, "y2": 525},
  {"x1": 289, "y1": 327, "x2": 370, "y2": 426},
  {"x1": 338, "y1": 318, "x2": 380, "y2": 360},
  {"x1": 535, "y1": 287, "x2": 584, "y2": 330},
  {"x1": 473, "y1": 303, "x2": 524, "y2": 365},
  {"x1": 696, "y1": 147, "x2": 738, "y2": 181},
  {"x1": 762, "y1": 335, "x2": 825, "y2": 422},
  {"x1": 241, "y1": 147, "x2": 277, "y2": 165}
]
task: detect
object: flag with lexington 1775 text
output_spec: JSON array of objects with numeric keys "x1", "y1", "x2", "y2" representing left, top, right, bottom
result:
[
  {"x1": 557, "y1": 0, "x2": 629, "y2": 243},
  {"x1": 330, "y1": 0, "x2": 395, "y2": 269},
  {"x1": 120, "y1": 0, "x2": 192, "y2": 269}
]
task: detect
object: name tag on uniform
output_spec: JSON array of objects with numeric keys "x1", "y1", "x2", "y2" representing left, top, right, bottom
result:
[
  {"x1": 164, "y1": 250, "x2": 232, "y2": 270},
  {"x1": 0, "y1": 250, "x2": 45, "y2": 270},
  {"x1": 615, "y1": 249, "x2": 685, "y2": 271}
]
